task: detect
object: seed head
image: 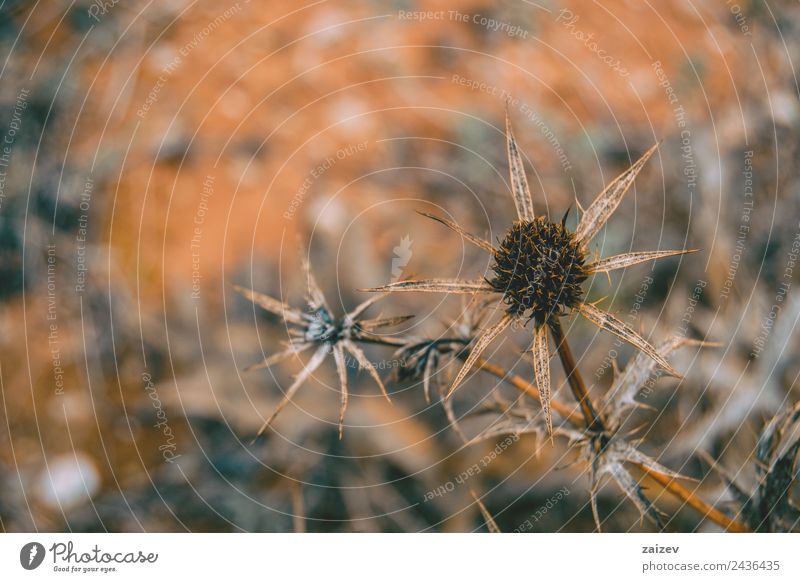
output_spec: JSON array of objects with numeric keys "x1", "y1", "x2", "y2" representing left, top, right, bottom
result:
[{"x1": 489, "y1": 216, "x2": 588, "y2": 326}]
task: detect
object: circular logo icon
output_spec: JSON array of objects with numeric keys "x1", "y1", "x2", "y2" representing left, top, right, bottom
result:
[{"x1": 20, "y1": 542, "x2": 46, "y2": 570}]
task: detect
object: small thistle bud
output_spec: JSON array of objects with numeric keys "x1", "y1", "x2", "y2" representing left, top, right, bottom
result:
[{"x1": 489, "y1": 217, "x2": 588, "y2": 326}]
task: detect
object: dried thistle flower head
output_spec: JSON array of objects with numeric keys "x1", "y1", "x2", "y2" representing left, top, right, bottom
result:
[
  {"x1": 363, "y1": 109, "x2": 695, "y2": 436},
  {"x1": 235, "y1": 253, "x2": 412, "y2": 440},
  {"x1": 490, "y1": 216, "x2": 588, "y2": 325},
  {"x1": 392, "y1": 297, "x2": 496, "y2": 441}
]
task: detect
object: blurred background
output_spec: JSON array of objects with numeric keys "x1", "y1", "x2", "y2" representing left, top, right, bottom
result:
[{"x1": 0, "y1": 0, "x2": 798, "y2": 532}]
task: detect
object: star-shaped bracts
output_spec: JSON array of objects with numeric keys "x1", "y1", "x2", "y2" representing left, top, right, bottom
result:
[
  {"x1": 362, "y1": 111, "x2": 696, "y2": 437},
  {"x1": 468, "y1": 335, "x2": 707, "y2": 530},
  {"x1": 235, "y1": 255, "x2": 412, "y2": 439}
]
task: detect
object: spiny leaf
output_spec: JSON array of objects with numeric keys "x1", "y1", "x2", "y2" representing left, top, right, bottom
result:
[
  {"x1": 357, "y1": 315, "x2": 415, "y2": 331},
  {"x1": 578, "y1": 302, "x2": 680, "y2": 378},
  {"x1": 346, "y1": 292, "x2": 389, "y2": 322},
  {"x1": 245, "y1": 342, "x2": 313, "y2": 372},
  {"x1": 232, "y1": 284, "x2": 307, "y2": 326},
  {"x1": 333, "y1": 343, "x2": 348, "y2": 440},
  {"x1": 532, "y1": 325, "x2": 553, "y2": 439},
  {"x1": 605, "y1": 462, "x2": 665, "y2": 529},
  {"x1": 301, "y1": 251, "x2": 328, "y2": 311},
  {"x1": 360, "y1": 279, "x2": 495, "y2": 294},
  {"x1": 588, "y1": 249, "x2": 697, "y2": 274},
  {"x1": 417, "y1": 211, "x2": 495, "y2": 253},
  {"x1": 470, "y1": 489, "x2": 501, "y2": 533},
  {"x1": 603, "y1": 336, "x2": 715, "y2": 418},
  {"x1": 343, "y1": 339, "x2": 391, "y2": 402},
  {"x1": 574, "y1": 143, "x2": 659, "y2": 245},
  {"x1": 422, "y1": 348, "x2": 437, "y2": 404},
  {"x1": 253, "y1": 344, "x2": 329, "y2": 441},
  {"x1": 467, "y1": 417, "x2": 543, "y2": 446},
  {"x1": 446, "y1": 314, "x2": 514, "y2": 399},
  {"x1": 505, "y1": 109, "x2": 536, "y2": 222}
]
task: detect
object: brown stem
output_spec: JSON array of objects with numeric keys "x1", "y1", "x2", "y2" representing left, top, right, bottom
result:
[
  {"x1": 548, "y1": 319, "x2": 605, "y2": 432},
  {"x1": 471, "y1": 356, "x2": 584, "y2": 427},
  {"x1": 373, "y1": 332, "x2": 750, "y2": 532},
  {"x1": 638, "y1": 464, "x2": 751, "y2": 532},
  {"x1": 473, "y1": 347, "x2": 751, "y2": 533}
]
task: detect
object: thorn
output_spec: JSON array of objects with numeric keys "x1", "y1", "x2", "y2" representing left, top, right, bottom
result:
[{"x1": 561, "y1": 206, "x2": 572, "y2": 228}]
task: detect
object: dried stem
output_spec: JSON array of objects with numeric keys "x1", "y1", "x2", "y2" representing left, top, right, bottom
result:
[
  {"x1": 369, "y1": 332, "x2": 750, "y2": 532},
  {"x1": 549, "y1": 319, "x2": 605, "y2": 432},
  {"x1": 471, "y1": 356, "x2": 585, "y2": 426},
  {"x1": 473, "y1": 351, "x2": 751, "y2": 533},
  {"x1": 638, "y1": 464, "x2": 751, "y2": 532}
]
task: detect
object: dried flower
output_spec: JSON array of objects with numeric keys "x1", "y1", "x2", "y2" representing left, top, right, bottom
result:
[
  {"x1": 712, "y1": 402, "x2": 800, "y2": 532},
  {"x1": 392, "y1": 298, "x2": 495, "y2": 440},
  {"x1": 363, "y1": 110, "x2": 695, "y2": 436},
  {"x1": 235, "y1": 254, "x2": 412, "y2": 439},
  {"x1": 469, "y1": 331, "x2": 708, "y2": 530}
]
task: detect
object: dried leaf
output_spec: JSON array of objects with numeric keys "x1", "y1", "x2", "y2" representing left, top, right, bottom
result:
[
  {"x1": 615, "y1": 441, "x2": 689, "y2": 481},
  {"x1": 254, "y1": 344, "x2": 330, "y2": 440},
  {"x1": 574, "y1": 143, "x2": 659, "y2": 245},
  {"x1": 232, "y1": 284, "x2": 307, "y2": 326},
  {"x1": 441, "y1": 382, "x2": 469, "y2": 443},
  {"x1": 357, "y1": 315, "x2": 415, "y2": 331},
  {"x1": 446, "y1": 314, "x2": 514, "y2": 399},
  {"x1": 301, "y1": 251, "x2": 328, "y2": 311},
  {"x1": 605, "y1": 462, "x2": 664, "y2": 528},
  {"x1": 245, "y1": 342, "x2": 313, "y2": 372},
  {"x1": 578, "y1": 302, "x2": 680, "y2": 378},
  {"x1": 360, "y1": 279, "x2": 495, "y2": 294},
  {"x1": 467, "y1": 416, "x2": 543, "y2": 446},
  {"x1": 603, "y1": 336, "x2": 712, "y2": 418},
  {"x1": 347, "y1": 293, "x2": 389, "y2": 321},
  {"x1": 589, "y1": 456, "x2": 604, "y2": 532},
  {"x1": 532, "y1": 325, "x2": 553, "y2": 439},
  {"x1": 417, "y1": 211, "x2": 495, "y2": 253},
  {"x1": 588, "y1": 249, "x2": 697, "y2": 274},
  {"x1": 755, "y1": 402, "x2": 800, "y2": 531},
  {"x1": 505, "y1": 111, "x2": 536, "y2": 222},
  {"x1": 343, "y1": 339, "x2": 391, "y2": 402},
  {"x1": 423, "y1": 347, "x2": 437, "y2": 404},
  {"x1": 333, "y1": 343, "x2": 348, "y2": 439},
  {"x1": 470, "y1": 489, "x2": 501, "y2": 533}
]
